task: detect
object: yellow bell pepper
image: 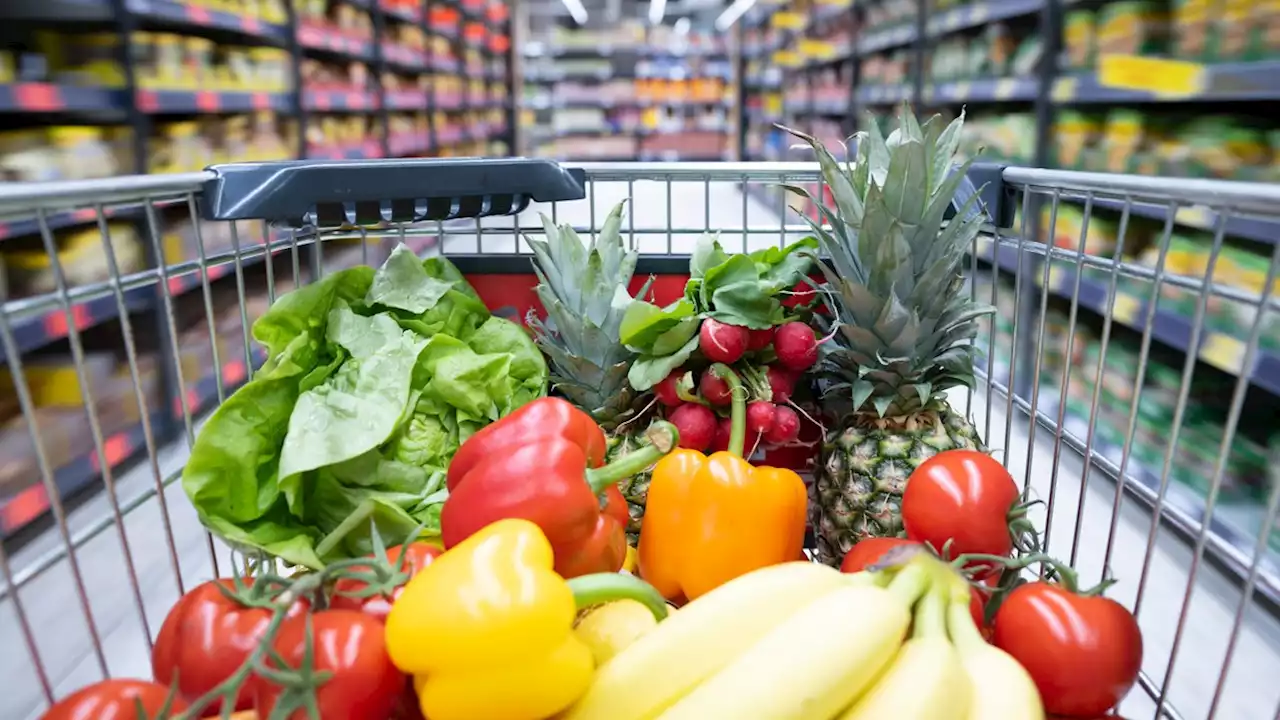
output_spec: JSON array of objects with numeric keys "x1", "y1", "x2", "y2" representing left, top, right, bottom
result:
[{"x1": 385, "y1": 518, "x2": 668, "y2": 720}]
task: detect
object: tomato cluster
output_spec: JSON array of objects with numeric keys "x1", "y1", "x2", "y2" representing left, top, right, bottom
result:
[
  {"x1": 41, "y1": 542, "x2": 443, "y2": 720},
  {"x1": 836, "y1": 449, "x2": 1144, "y2": 719}
]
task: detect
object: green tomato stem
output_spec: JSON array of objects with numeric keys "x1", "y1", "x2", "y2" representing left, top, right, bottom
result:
[
  {"x1": 568, "y1": 573, "x2": 670, "y2": 622},
  {"x1": 710, "y1": 363, "x2": 746, "y2": 457},
  {"x1": 586, "y1": 420, "x2": 679, "y2": 494}
]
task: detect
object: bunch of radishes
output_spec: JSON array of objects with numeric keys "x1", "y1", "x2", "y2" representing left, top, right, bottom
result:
[{"x1": 653, "y1": 316, "x2": 820, "y2": 455}]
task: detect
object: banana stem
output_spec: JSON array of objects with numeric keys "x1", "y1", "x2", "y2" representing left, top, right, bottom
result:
[
  {"x1": 943, "y1": 573, "x2": 985, "y2": 653},
  {"x1": 711, "y1": 363, "x2": 746, "y2": 457},
  {"x1": 885, "y1": 561, "x2": 931, "y2": 606},
  {"x1": 912, "y1": 585, "x2": 948, "y2": 640}
]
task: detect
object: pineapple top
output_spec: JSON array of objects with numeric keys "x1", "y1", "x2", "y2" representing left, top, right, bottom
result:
[
  {"x1": 783, "y1": 108, "x2": 993, "y2": 419},
  {"x1": 526, "y1": 202, "x2": 652, "y2": 430}
]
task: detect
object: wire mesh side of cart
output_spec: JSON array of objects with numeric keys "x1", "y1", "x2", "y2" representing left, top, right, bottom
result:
[{"x1": 0, "y1": 161, "x2": 1274, "y2": 720}]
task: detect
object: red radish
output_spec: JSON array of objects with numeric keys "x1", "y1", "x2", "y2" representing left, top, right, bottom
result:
[
  {"x1": 781, "y1": 279, "x2": 818, "y2": 309},
  {"x1": 774, "y1": 322, "x2": 819, "y2": 371},
  {"x1": 655, "y1": 370, "x2": 685, "y2": 407},
  {"x1": 710, "y1": 416, "x2": 733, "y2": 453},
  {"x1": 747, "y1": 401, "x2": 776, "y2": 437},
  {"x1": 766, "y1": 365, "x2": 797, "y2": 404},
  {"x1": 699, "y1": 370, "x2": 733, "y2": 406},
  {"x1": 668, "y1": 403, "x2": 717, "y2": 452},
  {"x1": 764, "y1": 405, "x2": 801, "y2": 445},
  {"x1": 699, "y1": 318, "x2": 749, "y2": 364},
  {"x1": 747, "y1": 327, "x2": 775, "y2": 351}
]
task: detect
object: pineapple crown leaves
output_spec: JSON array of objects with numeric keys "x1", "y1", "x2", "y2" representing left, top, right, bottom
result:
[
  {"x1": 780, "y1": 105, "x2": 995, "y2": 418},
  {"x1": 524, "y1": 201, "x2": 654, "y2": 422}
]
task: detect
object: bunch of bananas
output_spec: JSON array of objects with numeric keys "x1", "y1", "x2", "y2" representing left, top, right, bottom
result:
[{"x1": 561, "y1": 555, "x2": 1044, "y2": 720}]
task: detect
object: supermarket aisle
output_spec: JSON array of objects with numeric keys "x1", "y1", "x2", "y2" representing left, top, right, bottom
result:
[{"x1": 1, "y1": 179, "x2": 1278, "y2": 720}]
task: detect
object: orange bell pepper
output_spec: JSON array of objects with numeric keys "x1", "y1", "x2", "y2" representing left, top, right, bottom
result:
[{"x1": 637, "y1": 364, "x2": 808, "y2": 602}]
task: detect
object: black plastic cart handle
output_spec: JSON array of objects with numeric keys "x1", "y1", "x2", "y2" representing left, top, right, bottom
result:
[{"x1": 199, "y1": 157, "x2": 588, "y2": 227}]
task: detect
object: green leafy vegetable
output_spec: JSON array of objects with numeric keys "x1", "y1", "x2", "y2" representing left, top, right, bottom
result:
[
  {"x1": 691, "y1": 235, "x2": 820, "y2": 329},
  {"x1": 619, "y1": 298, "x2": 696, "y2": 351},
  {"x1": 182, "y1": 245, "x2": 548, "y2": 569},
  {"x1": 628, "y1": 335, "x2": 700, "y2": 392}
]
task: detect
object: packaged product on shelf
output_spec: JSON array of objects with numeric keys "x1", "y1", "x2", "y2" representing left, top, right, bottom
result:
[
  {"x1": 1096, "y1": 110, "x2": 1151, "y2": 174},
  {"x1": 1055, "y1": 112, "x2": 1102, "y2": 169},
  {"x1": 34, "y1": 31, "x2": 126, "y2": 88},
  {"x1": 1011, "y1": 34, "x2": 1045, "y2": 77},
  {"x1": 1064, "y1": 9, "x2": 1098, "y2": 68},
  {"x1": 0, "y1": 408, "x2": 92, "y2": 495},
  {"x1": 1172, "y1": 0, "x2": 1215, "y2": 60},
  {"x1": 1096, "y1": 1, "x2": 1170, "y2": 57},
  {"x1": 5, "y1": 224, "x2": 144, "y2": 297},
  {"x1": 982, "y1": 23, "x2": 1017, "y2": 77},
  {"x1": 1042, "y1": 204, "x2": 1118, "y2": 256},
  {"x1": 1177, "y1": 116, "x2": 1269, "y2": 180}
]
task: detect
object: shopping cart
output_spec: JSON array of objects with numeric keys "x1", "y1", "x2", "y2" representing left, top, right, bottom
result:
[{"x1": 0, "y1": 158, "x2": 1277, "y2": 720}]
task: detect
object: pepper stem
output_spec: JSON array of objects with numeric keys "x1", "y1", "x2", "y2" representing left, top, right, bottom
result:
[
  {"x1": 568, "y1": 573, "x2": 670, "y2": 622},
  {"x1": 711, "y1": 363, "x2": 746, "y2": 457},
  {"x1": 585, "y1": 420, "x2": 679, "y2": 494}
]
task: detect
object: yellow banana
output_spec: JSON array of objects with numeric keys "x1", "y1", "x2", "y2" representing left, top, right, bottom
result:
[
  {"x1": 655, "y1": 566, "x2": 926, "y2": 720},
  {"x1": 837, "y1": 587, "x2": 969, "y2": 720},
  {"x1": 946, "y1": 582, "x2": 1044, "y2": 720},
  {"x1": 560, "y1": 561, "x2": 848, "y2": 720}
]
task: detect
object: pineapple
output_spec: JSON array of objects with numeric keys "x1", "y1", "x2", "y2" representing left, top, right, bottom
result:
[
  {"x1": 526, "y1": 202, "x2": 655, "y2": 542},
  {"x1": 782, "y1": 107, "x2": 993, "y2": 566}
]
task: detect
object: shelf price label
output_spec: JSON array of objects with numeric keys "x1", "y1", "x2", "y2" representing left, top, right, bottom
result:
[
  {"x1": 994, "y1": 78, "x2": 1021, "y2": 100},
  {"x1": 1098, "y1": 55, "x2": 1207, "y2": 99},
  {"x1": 773, "y1": 50, "x2": 804, "y2": 67},
  {"x1": 772, "y1": 11, "x2": 806, "y2": 29},
  {"x1": 196, "y1": 90, "x2": 219, "y2": 112},
  {"x1": 1200, "y1": 334, "x2": 1247, "y2": 375},
  {"x1": 799, "y1": 39, "x2": 836, "y2": 59},
  {"x1": 1111, "y1": 292, "x2": 1139, "y2": 325},
  {"x1": 14, "y1": 83, "x2": 62, "y2": 111}
]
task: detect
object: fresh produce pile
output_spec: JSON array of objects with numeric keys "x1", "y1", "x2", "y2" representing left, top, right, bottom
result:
[{"x1": 43, "y1": 106, "x2": 1146, "y2": 720}]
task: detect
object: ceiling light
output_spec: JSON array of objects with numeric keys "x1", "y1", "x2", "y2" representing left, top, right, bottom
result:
[
  {"x1": 714, "y1": 0, "x2": 757, "y2": 31},
  {"x1": 649, "y1": 0, "x2": 666, "y2": 24},
  {"x1": 560, "y1": 0, "x2": 588, "y2": 25},
  {"x1": 674, "y1": 17, "x2": 690, "y2": 34}
]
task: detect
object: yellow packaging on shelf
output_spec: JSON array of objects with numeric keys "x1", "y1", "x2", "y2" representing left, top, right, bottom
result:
[
  {"x1": 772, "y1": 11, "x2": 806, "y2": 30},
  {"x1": 5, "y1": 224, "x2": 147, "y2": 297},
  {"x1": 0, "y1": 354, "x2": 116, "y2": 409},
  {"x1": 1098, "y1": 55, "x2": 1206, "y2": 98}
]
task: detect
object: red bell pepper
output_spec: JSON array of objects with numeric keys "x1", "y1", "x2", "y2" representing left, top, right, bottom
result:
[{"x1": 441, "y1": 397, "x2": 678, "y2": 578}]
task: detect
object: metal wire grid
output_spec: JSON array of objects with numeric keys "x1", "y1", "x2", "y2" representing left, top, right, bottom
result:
[{"x1": 0, "y1": 164, "x2": 1273, "y2": 719}]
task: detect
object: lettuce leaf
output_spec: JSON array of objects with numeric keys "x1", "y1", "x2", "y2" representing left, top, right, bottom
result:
[{"x1": 183, "y1": 246, "x2": 547, "y2": 569}]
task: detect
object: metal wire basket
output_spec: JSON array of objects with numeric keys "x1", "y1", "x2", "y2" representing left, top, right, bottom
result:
[{"x1": 0, "y1": 158, "x2": 1277, "y2": 720}]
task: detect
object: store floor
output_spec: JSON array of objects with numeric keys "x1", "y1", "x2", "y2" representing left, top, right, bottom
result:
[{"x1": 2, "y1": 181, "x2": 1278, "y2": 720}]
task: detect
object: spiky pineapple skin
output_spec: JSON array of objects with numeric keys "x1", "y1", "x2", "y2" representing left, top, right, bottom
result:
[{"x1": 809, "y1": 405, "x2": 985, "y2": 567}]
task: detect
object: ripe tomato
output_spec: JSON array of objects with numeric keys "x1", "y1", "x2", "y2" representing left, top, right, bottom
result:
[
  {"x1": 993, "y1": 581, "x2": 1143, "y2": 716},
  {"x1": 152, "y1": 579, "x2": 307, "y2": 712},
  {"x1": 902, "y1": 450, "x2": 1019, "y2": 576},
  {"x1": 331, "y1": 542, "x2": 444, "y2": 621},
  {"x1": 839, "y1": 537, "x2": 917, "y2": 573},
  {"x1": 838, "y1": 537, "x2": 989, "y2": 632},
  {"x1": 41, "y1": 679, "x2": 185, "y2": 720},
  {"x1": 255, "y1": 609, "x2": 405, "y2": 720}
]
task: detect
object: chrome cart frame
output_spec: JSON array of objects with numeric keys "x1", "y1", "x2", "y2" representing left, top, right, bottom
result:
[{"x1": 0, "y1": 159, "x2": 1277, "y2": 720}]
